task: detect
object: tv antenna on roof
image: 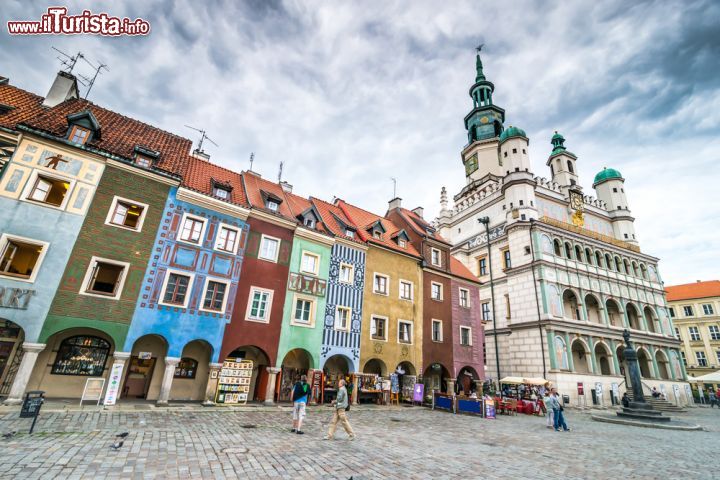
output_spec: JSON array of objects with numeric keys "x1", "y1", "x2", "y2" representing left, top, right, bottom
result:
[
  {"x1": 249, "y1": 152, "x2": 255, "y2": 171},
  {"x1": 78, "y1": 58, "x2": 109, "y2": 100},
  {"x1": 184, "y1": 125, "x2": 219, "y2": 153},
  {"x1": 391, "y1": 177, "x2": 397, "y2": 198},
  {"x1": 52, "y1": 47, "x2": 84, "y2": 74},
  {"x1": 278, "y1": 161, "x2": 284, "y2": 183}
]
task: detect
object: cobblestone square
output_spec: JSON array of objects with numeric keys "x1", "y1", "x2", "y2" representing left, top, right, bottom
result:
[{"x1": 0, "y1": 405, "x2": 718, "y2": 479}]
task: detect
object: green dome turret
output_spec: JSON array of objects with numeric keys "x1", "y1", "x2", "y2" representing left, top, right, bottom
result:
[
  {"x1": 551, "y1": 131, "x2": 566, "y2": 153},
  {"x1": 499, "y1": 125, "x2": 527, "y2": 143},
  {"x1": 593, "y1": 167, "x2": 623, "y2": 186}
]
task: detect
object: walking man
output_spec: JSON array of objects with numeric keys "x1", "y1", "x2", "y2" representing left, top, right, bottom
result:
[
  {"x1": 549, "y1": 388, "x2": 570, "y2": 432},
  {"x1": 291, "y1": 374, "x2": 310, "y2": 435},
  {"x1": 324, "y1": 379, "x2": 355, "y2": 441}
]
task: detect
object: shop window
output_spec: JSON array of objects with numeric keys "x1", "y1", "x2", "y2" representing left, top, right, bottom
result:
[
  {"x1": 51, "y1": 336, "x2": 110, "y2": 376},
  {"x1": 246, "y1": 287, "x2": 273, "y2": 322},
  {"x1": 68, "y1": 125, "x2": 91, "y2": 145},
  {"x1": 106, "y1": 196, "x2": 147, "y2": 231},
  {"x1": 339, "y1": 263, "x2": 354, "y2": 284},
  {"x1": 478, "y1": 256, "x2": 488, "y2": 276},
  {"x1": 174, "y1": 357, "x2": 198, "y2": 379},
  {"x1": 371, "y1": 316, "x2": 387, "y2": 341},
  {"x1": 179, "y1": 215, "x2": 206, "y2": 244},
  {"x1": 292, "y1": 296, "x2": 315, "y2": 326},
  {"x1": 202, "y1": 279, "x2": 228, "y2": 312},
  {"x1": 258, "y1": 235, "x2": 280, "y2": 262},
  {"x1": 432, "y1": 319, "x2": 443, "y2": 342},
  {"x1": 398, "y1": 320, "x2": 413, "y2": 344},
  {"x1": 215, "y1": 225, "x2": 240, "y2": 253},
  {"x1": 0, "y1": 235, "x2": 47, "y2": 281},
  {"x1": 300, "y1": 251, "x2": 320, "y2": 275},
  {"x1": 459, "y1": 288, "x2": 469, "y2": 308},
  {"x1": 460, "y1": 326, "x2": 472, "y2": 346},
  {"x1": 27, "y1": 174, "x2": 70, "y2": 207},
  {"x1": 373, "y1": 273, "x2": 389, "y2": 295},
  {"x1": 431, "y1": 282, "x2": 443, "y2": 301},
  {"x1": 399, "y1": 280, "x2": 413, "y2": 301},
  {"x1": 335, "y1": 306, "x2": 351, "y2": 331},
  {"x1": 162, "y1": 272, "x2": 192, "y2": 306},
  {"x1": 81, "y1": 258, "x2": 129, "y2": 299}
]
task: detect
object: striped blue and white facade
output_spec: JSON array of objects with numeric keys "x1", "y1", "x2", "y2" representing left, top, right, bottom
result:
[{"x1": 320, "y1": 242, "x2": 366, "y2": 372}]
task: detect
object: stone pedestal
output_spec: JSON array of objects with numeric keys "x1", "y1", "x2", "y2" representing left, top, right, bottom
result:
[
  {"x1": 156, "y1": 357, "x2": 180, "y2": 406},
  {"x1": 202, "y1": 363, "x2": 223, "y2": 406},
  {"x1": 264, "y1": 367, "x2": 281, "y2": 406},
  {"x1": 2, "y1": 343, "x2": 46, "y2": 405}
]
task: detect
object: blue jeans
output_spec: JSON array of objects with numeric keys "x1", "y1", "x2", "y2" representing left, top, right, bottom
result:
[{"x1": 554, "y1": 409, "x2": 568, "y2": 431}]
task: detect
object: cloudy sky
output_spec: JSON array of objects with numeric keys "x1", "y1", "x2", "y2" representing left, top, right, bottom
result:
[{"x1": 2, "y1": 0, "x2": 718, "y2": 284}]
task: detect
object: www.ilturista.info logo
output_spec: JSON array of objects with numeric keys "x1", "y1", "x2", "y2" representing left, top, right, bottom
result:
[{"x1": 7, "y1": 7, "x2": 150, "y2": 36}]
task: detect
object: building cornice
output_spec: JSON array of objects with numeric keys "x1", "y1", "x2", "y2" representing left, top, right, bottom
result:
[
  {"x1": 335, "y1": 236, "x2": 368, "y2": 251},
  {"x1": 248, "y1": 208, "x2": 298, "y2": 229},
  {"x1": 177, "y1": 187, "x2": 250, "y2": 220},
  {"x1": 107, "y1": 159, "x2": 180, "y2": 187},
  {"x1": 294, "y1": 227, "x2": 335, "y2": 246}
]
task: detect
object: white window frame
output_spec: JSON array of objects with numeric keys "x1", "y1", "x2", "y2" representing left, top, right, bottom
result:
[
  {"x1": 688, "y1": 326, "x2": 700, "y2": 341},
  {"x1": 177, "y1": 212, "x2": 208, "y2": 246},
  {"x1": 708, "y1": 325, "x2": 720, "y2": 341},
  {"x1": 199, "y1": 276, "x2": 231, "y2": 314},
  {"x1": 398, "y1": 238, "x2": 407, "y2": 248},
  {"x1": 214, "y1": 223, "x2": 242, "y2": 255},
  {"x1": 482, "y1": 302, "x2": 491, "y2": 321},
  {"x1": 267, "y1": 200, "x2": 279, "y2": 212},
  {"x1": 158, "y1": 268, "x2": 196, "y2": 309},
  {"x1": 431, "y1": 319, "x2": 443, "y2": 342},
  {"x1": 695, "y1": 351, "x2": 707, "y2": 367},
  {"x1": 21, "y1": 169, "x2": 76, "y2": 211},
  {"x1": 0, "y1": 233, "x2": 50, "y2": 283},
  {"x1": 460, "y1": 326, "x2": 473, "y2": 346},
  {"x1": 291, "y1": 294, "x2": 316, "y2": 328},
  {"x1": 397, "y1": 319, "x2": 413, "y2": 345},
  {"x1": 682, "y1": 305, "x2": 694, "y2": 317},
  {"x1": 300, "y1": 250, "x2": 320, "y2": 276},
  {"x1": 430, "y1": 247, "x2": 441, "y2": 267},
  {"x1": 78, "y1": 256, "x2": 131, "y2": 300},
  {"x1": 258, "y1": 234, "x2": 281, "y2": 263},
  {"x1": 459, "y1": 287, "x2": 470, "y2": 308},
  {"x1": 245, "y1": 286, "x2": 274, "y2": 323},
  {"x1": 431, "y1": 281, "x2": 443, "y2": 301},
  {"x1": 104, "y1": 195, "x2": 149, "y2": 232},
  {"x1": 338, "y1": 262, "x2": 354, "y2": 285},
  {"x1": 335, "y1": 306, "x2": 351, "y2": 331},
  {"x1": 399, "y1": 279, "x2": 414, "y2": 301},
  {"x1": 373, "y1": 272, "x2": 389, "y2": 296},
  {"x1": 370, "y1": 315, "x2": 388, "y2": 342},
  {"x1": 213, "y1": 186, "x2": 230, "y2": 199},
  {"x1": 702, "y1": 303, "x2": 715, "y2": 315}
]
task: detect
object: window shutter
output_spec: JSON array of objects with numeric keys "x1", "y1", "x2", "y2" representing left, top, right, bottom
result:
[{"x1": 112, "y1": 266, "x2": 125, "y2": 295}]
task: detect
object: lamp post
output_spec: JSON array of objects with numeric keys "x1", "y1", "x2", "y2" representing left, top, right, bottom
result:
[{"x1": 478, "y1": 216, "x2": 500, "y2": 389}]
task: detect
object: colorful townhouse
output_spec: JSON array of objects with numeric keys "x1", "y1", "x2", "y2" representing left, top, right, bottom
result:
[
  {"x1": 311, "y1": 197, "x2": 367, "y2": 386},
  {"x1": 122, "y1": 156, "x2": 250, "y2": 404},
  {"x1": 386, "y1": 201, "x2": 485, "y2": 394},
  {"x1": 219, "y1": 171, "x2": 296, "y2": 404},
  {"x1": 0, "y1": 75, "x2": 107, "y2": 404},
  {"x1": 274, "y1": 191, "x2": 334, "y2": 401},
  {"x1": 337, "y1": 199, "x2": 424, "y2": 400}
]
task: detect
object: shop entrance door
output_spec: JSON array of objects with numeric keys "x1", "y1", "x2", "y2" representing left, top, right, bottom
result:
[
  {"x1": 0, "y1": 320, "x2": 24, "y2": 397},
  {"x1": 122, "y1": 356, "x2": 156, "y2": 399},
  {"x1": 254, "y1": 367, "x2": 268, "y2": 402}
]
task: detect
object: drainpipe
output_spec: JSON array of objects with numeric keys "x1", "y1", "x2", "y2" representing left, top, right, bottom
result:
[
  {"x1": 478, "y1": 217, "x2": 500, "y2": 389},
  {"x1": 529, "y1": 219, "x2": 547, "y2": 379}
]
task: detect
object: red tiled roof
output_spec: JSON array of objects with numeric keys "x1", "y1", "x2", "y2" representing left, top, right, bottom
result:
[
  {"x1": 336, "y1": 199, "x2": 421, "y2": 257},
  {"x1": 283, "y1": 190, "x2": 331, "y2": 235},
  {"x1": 0, "y1": 83, "x2": 45, "y2": 131},
  {"x1": 395, "y1": 207, "x2": 449, "y2": 244},
  {"x1": 18, "y1": 97, "x2": 192, "y2": 175},
  {"x1": 450, "y1": 256, "x2": 480, "y2": 283},
  {"x1": 665, "y1": 281, "x2": 720, "y2": 302},
  {"x1": 183, "y1": 156, "x2": 248, "y2": 207},
  {"x1": 241, "y1": 171, "x2": 296, "y2": 220},
  {"x1": 310, "y1": 197, "x2": 364, "y2": 244}
]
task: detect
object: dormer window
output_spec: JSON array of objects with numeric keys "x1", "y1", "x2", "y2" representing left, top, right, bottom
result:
[
  {"x1": 213, "y1": 187, "x2": 230, "y2": 200},
  {"x1": 345, "y1": 229, "x2": 354, "y2": 238},
  {"x1": 135, "y1": 155, "x2": 152, "y2": 168},
  {"x1": 133, "y1": 146, "x2": 160, "y2": 168},
  {"x1": 399, "y1": 238, "x2": 407, "y2": 248},
  {"x1": 69, "y1": 125, "x2": 90, "y2": 145},
  {"x1": 304, "y1": 218, "x2": 315, "y2": 228},
  {"x1": 373, "y1": 231, "x2": 382, "y2": 239},
  {"x1": 268, "y1": 201, "x2": 279, "y2": 212}
]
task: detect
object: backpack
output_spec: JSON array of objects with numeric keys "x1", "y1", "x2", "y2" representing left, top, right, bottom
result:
[{"x1": 293, "y1": 382, "x2": 309, "y2": 401}]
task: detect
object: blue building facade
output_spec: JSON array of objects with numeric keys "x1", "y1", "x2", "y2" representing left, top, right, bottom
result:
[{"x1": 319, "y1": 241, "x2": 366, "y2": 373}]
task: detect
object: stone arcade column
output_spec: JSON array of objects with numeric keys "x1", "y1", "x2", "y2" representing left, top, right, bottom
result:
[
  {"x1": 351, "y1": 373, "x2": 360, "y2": 405},
  {"x1": 202, "y1": 363, "x2": 223, "y2": 406},
  {"x1": 264, "y1": 367, "x2": 281, "y2": 406},
  {"x1": 103, "y1": 351, "x2": 130, "y2": 406},
  {"x1": 446, "y1": 378, "x2": 456, "y2": 396},
  {"x1": 2, "y1": 343, "x2": 46, "y2": 405},
  {"x1": 156, "y1": 357, "x2": 180, "y2": 406}
]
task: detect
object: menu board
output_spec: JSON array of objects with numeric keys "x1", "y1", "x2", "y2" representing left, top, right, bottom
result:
[{"x1": 215, "y1": 359, "x2": 253, "y2": 404}]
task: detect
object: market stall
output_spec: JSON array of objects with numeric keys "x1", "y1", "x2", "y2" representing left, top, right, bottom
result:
[
  {"x1": 356, "y1": 373, "x2": 383, "y2": 404},
  {"x1": 215, "y1": 359, "x2": 253, "y2": 404}
]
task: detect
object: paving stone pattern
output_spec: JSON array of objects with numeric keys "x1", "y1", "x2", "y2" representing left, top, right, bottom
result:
[{"x1": 0, "y1": 405, "x2": 718, "y2": 479}]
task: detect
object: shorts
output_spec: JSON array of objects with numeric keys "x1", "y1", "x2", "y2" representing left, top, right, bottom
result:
[{"x1": 292, "y1": 401, "x2": 306, "y2": 420}]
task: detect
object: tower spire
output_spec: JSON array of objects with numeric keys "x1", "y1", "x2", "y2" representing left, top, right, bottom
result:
[{"x1": 475, "y1": 44, "x2": 486, "y2": 82}]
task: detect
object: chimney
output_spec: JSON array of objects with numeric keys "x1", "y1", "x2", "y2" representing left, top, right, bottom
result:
[
  {"x1": 191, "y1": 149, "x2": 210, "y2": 161},
  {"x1": 43, "y1": 71, "x2": 79, "y2": 107},
  {"x1": 280, "y1": 181, "x2": 293, "y2": 193},
  {"x1": 388, "y1": 197, "x2": 402, "y2": 210},
  {"x1": 411, "y1": 206, "x2": 424, "y2": 218}
]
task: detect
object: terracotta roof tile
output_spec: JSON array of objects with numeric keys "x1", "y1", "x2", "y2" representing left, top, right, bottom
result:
[
  {"x1": 283, "y1": 191, "x2": 331, "y2": 235},
  {"x1": 18, "y1": 97, "x2": 192, "y2": 175},
  {"x1": 450, "y1": 256, "x2": 479, "y2": 283},
  {"x1": 183, "y1": 156, "x2": 248, "y2": 207},
  {"x1": 0, "y1": 83, "x2": 45, "y2": 130},
  {"x1": 310, "y1": 197, "x2": 364, "y2": 244},
  {"x1": 241, "y1": 171, "x2": 296, "y2": 220},
  {"x1": 665, "y1": 280, "x2": 720, "y2": 302},
  {"x1": 337, "y1": 200, "x2": 421, "y2": 257},
  {"x1": 396, "y1": 207, "x2": 449, "y2": 244}
]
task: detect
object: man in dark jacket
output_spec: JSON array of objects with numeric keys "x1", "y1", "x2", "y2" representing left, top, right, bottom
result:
[{"x1": 291, "y1": 375, "x2": 310, "y2": 435}]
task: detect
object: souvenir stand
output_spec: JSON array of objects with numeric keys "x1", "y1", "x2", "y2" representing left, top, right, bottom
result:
[
  {"x1": 356, "y1": 373, "x2": 383, "y2": 404},
  {"x1": 215, "y1": 359, "x2": 253, "y2": 404},
  {"x1": 400, "y1": 374, "x2": 417, "y2": 403}
]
